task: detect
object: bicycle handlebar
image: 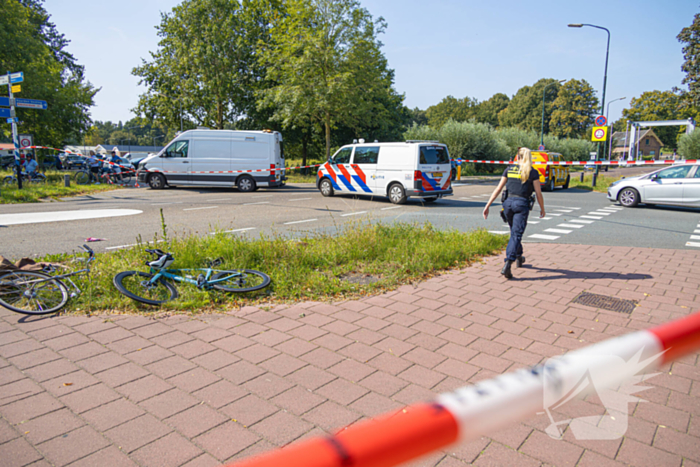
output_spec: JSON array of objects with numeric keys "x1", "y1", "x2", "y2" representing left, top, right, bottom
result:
[{"x1": 80, "y1": 244, "x2": 95, "y2": 258}]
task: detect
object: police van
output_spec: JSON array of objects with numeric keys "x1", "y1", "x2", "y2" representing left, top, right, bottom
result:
[
  {"x1": 316, "y1": 140, "x2": 453, "y2": 204},
  {"x1": 137, "y1": 129, "x2": 285, "y2": 191}
]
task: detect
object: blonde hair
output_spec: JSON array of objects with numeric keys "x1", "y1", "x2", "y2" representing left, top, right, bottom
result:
[{"x1": 517, "y1": 147, "x2": 532, "y2": 183}]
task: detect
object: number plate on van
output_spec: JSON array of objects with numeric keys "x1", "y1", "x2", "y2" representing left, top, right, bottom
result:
[{"x1": 433, "y1": 172, "x2": 443, "y2": 178}]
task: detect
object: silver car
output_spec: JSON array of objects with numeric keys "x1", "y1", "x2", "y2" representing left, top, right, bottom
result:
[{"x1": 607, "y1": 164, "x2": 700, "y2": 207}]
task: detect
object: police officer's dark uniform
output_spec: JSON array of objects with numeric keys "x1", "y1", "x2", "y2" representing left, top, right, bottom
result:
[{"x1": 501, "y1": 164, "x2": 539, "y2": 276}]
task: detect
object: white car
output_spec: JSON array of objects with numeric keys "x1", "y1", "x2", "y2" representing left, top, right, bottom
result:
[{"x1": 607, "y1": 164, "x2": 700, "y2": 207}]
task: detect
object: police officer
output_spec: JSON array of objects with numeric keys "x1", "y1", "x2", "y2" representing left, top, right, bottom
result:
[{"x1": 483, "y1": 147, "x2": 545, "y2": 279}]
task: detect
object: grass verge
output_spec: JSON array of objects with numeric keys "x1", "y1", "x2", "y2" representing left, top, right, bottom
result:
[
  {"x1": 569, "y1": 173, "x2": 623, "y2": 193},
  {"x1": 41, "y1": 222, "x2": 508, "y2": 314},
  {"x1": 1, "y1": 170, "x2": 120, "y2": 203}
]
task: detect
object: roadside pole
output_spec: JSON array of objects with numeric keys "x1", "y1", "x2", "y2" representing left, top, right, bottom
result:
[{"x1": 6, "y1": 71, "x2": 22, "y2": 189}]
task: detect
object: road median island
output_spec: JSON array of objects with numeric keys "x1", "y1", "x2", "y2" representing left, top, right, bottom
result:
[
  {"x1": 0, "y1": 170, "x2": 120, "y2": 203},
  {"x1": 41, "y1": 222, "x2": 508, "y2": 314}
]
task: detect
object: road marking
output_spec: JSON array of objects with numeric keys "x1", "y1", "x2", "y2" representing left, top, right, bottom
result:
[
  {"x1": 106, "y1": 239, "x2": 163, "y2": 251},
  {"x1": 529, "y1": 234, "x2": 559, "y2": 240},
  {"x1": 212, "y1": 227, "x2": 256, "y2": 234},
  {"x1": 206, "y1": 198, "x2": 230, "y2": 202},
  {"x1": 528, "y1": 221, "x2": 540, "y2": 224},
  {"x1": 183, "y1": 206, "x2": 218, "y2": 211},
  {"x1": 690, "y1": 235, "x2": 700, "y2": 240},
  {"x1": 284, "y1": 218, "x2": 318, "y2": 225},
  {"x1": 540, "y1": 217, "x2": 552, "y2": 220},
  {"x1": 341, "y1": 211, "x2": 368, "y2": 217},
  {"x1": 452, "y1": 183, "x2": 471, "y2": 186},
  {"x1": 289, "y1": 198, "x2": 312, "y2": 201},
  {"x1": 0, "y1": 209, "x2": 142, "y2": 226},
  {"x1": 381, "y1": 206, "x2": 402, "y2": 210},
  {"x1": 553, "y1": 209, "x2": 573, "y2": 213},
  {"x1": 548, "y1": 213, "x2": 562, "y2": 217},
  {"x1": 580, "y1": 215, "x2": 603, "y2": 220},
  {"x1": 243, "y1": 201, "x2": 270, "y2": 206},
  {"x1": 596, "y1": 209, "x2": 618, "y2": 213},
  {"x1": 545, "y1": 228, "x2": 572, "y2": 234},
  {"x1": 589, "y1": 211, "x2": 611, "y2": 215},
  {"x1": 686, "y1": 242, "x2": 700, "y2": 248},
  {"x1": 253, "y1": 195, "x2": 274, "y2": 198},
  {"x1": 694, "y1": 230, "x2": 700, "y2": 234},
  {"x1": 489, "y1": 231, "x2": 510, "y2": 235},
  {"x1": 569, "y1": 219, "x2": 594, "y2": 224},
  {"x1": 547, "y1": 205, "x2": 581, "y2": 209},
  {"x1": 558, "y1": 223, "x2": 584, "y2": 229},
  {"x1": 151, "y1": 202, "x2": 183, "y2": 205}
]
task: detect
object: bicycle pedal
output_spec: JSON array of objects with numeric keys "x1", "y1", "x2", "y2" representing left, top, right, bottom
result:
[{"x1": 196, "y1": 274, "x2": 206, "y2": 287}]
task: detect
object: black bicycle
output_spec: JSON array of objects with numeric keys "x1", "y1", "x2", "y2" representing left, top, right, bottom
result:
[
  {"x1": 113, "y1": 249, "x2": 271, "y2": 305},
  {"x1": 0, "y1": 245, "x2": 95, "y2": 315}
]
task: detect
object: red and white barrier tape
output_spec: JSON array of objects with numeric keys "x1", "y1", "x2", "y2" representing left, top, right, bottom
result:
[
  {"x1": 150, "y1": 164, "x2": 323, "y2": 175},
  {"x1": 454, "y1": 158, "x2": 698, "y2": 166},
  {"x1": 230, "y1": 311, "x2": 700, "y2": 467}
]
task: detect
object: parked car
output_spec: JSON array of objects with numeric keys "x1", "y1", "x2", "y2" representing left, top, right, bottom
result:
[
  {"x1": 607, "y1": 164, "x2": 700, "y2": 207},
  {"x1": 61, "y1": 154, "x2": 87, "y2": 170},
  {"x1": 1, "y1": 155, "x2": 15, "y2": 169},
  {"x1": 317, "y1": 141, "x2": 453, "y2": 204}
]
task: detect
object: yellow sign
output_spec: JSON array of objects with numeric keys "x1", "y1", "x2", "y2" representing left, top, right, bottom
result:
[
  {"x1": 11, "y1": 85, "x2": 21, "y2": 93},
  {"x1": 591, "y1": 126, "x2": 608, "y2": 142}
]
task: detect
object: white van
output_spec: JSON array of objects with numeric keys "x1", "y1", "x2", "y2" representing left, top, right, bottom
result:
[
  {"x1": 137, "y1": 129, "x2": 285, "y2": 191},
  {"x1": 316, "y1": 141, "x2": 453, "y2": 204}
]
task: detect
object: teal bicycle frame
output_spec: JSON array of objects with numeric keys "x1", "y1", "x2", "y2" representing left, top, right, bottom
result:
[{"x1": 146, "y1": 266, "x2": 243, "y2": 289}]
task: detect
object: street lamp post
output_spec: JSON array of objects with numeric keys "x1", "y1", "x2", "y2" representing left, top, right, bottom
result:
[
  {"x1": 541, "y1": 79, "x2": 567, "y2": 147},
  {"x1": 568, "y1": 23, "x2": 610, "y2": 167},
  {"x1": 606, "y1": 97, "x2": 626, "y2": 161},
  {"x1": 153, "y1": 135, "x2": 165, "y2": 150}
]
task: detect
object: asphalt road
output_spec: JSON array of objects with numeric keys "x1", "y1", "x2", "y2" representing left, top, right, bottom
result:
[{"x1": 1, "y1": 168, "x2": 698, "y2": 259}]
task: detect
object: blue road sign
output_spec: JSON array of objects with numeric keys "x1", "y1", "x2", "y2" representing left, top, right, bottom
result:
[
  {"x1": 0, "y1": 96, "x2": 9, "y2": 107},
  {"x1": 0, "y1": 72, "x2": 23, "y2": 85},
  {"x1": 595, "y1": 115, "x2": 607, "y2": 126},
  {"x1": 15, "y1": 98, "x2": 47, "y2": 110},
  {"x1": 0, "y1": 108, "x2": 11, "y2": 118},
  {"x1": 6, "y1": 118, "x2": 18, "y2": 124}
]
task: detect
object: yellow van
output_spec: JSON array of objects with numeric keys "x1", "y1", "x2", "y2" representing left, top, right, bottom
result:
[{"x1": 531, "y1": 151, "x2": 570, "y2": 191}]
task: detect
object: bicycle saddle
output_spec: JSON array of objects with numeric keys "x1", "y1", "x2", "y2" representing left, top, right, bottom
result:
[{"x1": 147, "y1": 252, "x2": 174, "y2": 269}]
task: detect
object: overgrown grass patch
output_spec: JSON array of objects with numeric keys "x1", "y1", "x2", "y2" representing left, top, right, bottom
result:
[
  {"x1": 43, "y1": 222, "x2": 507, "y2": 314},
  {"x1": 0, "y1": 170, "x2": 119, "y2": 203},
  {"x1": 570, "y1": 173, "x2": 624, "y2": 193}
]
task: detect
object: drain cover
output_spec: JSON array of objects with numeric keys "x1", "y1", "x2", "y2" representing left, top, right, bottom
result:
[{"x1": 571, "y1": 292, "x2": 637, "y2": 314}]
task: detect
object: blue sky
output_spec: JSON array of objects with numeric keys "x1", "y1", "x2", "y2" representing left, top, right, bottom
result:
[{"x1": 46, "y1": 0, "x2": 698, "y2": 125}]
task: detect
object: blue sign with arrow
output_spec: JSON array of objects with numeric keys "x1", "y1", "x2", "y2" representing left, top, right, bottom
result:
[
  {"x1": 14, "y1": 98, "x2": 47, "y2": 110},
  {"x1": 0, "y1": 108, "x2": 11, "y2": 119},
  {"x1": 0, "y1": 96, "x2": 9, "y2": 107}
]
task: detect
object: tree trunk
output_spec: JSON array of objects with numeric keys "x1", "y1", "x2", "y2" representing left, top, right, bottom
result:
[
  {"x1": 325, "y1": 113, "x2": 331, "y2": 160},
  {"x1": 217, "y1": 100, "x2": 223, "y2": 129},
  {"x1": 302, "y1": 131, "x2": 308, "y2": 175}
]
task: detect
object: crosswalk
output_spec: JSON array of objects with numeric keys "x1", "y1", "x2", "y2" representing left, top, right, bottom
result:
[{"x1": 686, "y1": 220, "x2": 700, "y2": 248}]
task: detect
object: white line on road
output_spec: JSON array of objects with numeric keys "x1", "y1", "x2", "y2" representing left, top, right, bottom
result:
[
  {"x1": 381, "y1": 206, "x2": 402, "y2": 210},
  {"x1": 211, "y1": 227, "x2": 256, "y2": 234},
  {"x1": 589, "y1": 211, "x2": 611, "y2": 216},
  {"x1": 548, "y1": 213, "x2": 562, "y2": 217},
  {"x1": 580, "y1": 215, "x2": 603, "y2": 220},
  {"x1": 529, "y1": 234, "x2": 559, "y2": 240},
  {"x1": 489, "y1": 231, "x2": 510, "y2": 235},
  {"x1": 540, "y1": 217, "x2": 552, "y2": 220},
  {"x1": 547, "y1": 205, "x2": 581, "y2": 209},
  {"x1": 596, "y1": 209, "x2": 618, "y2": 213},
  {"x1": 686, "y1": 242, "x2": 700, "y2": 248},
  {"x1": 206, "y1": 198, "x2": 230, "y2": 202},
  {"x1": 528, "y1": 221, "x2": 539, "y2": 224},
  {"x1": 694, "y1": 230, "x2": 700, "y2": 234},
  {"x1": 106, "y1": 240, "x2": 163, "y2": 251},
  {"x1": 553, "y1": 209, "x2": 573, "y2": 213},
  {"x1": 690, "y1": 235, "x2": 700, "y2": 240},
  {"x1": 183, "y1": 206, "x2": 218, "y2": 211},
  {"x1": 284, "y1": 218, "x2": 318, "y2": 225},
  {"x1": 558, "y1": 223, "x2": 584, "y2": 229},
  {"x1": 341, "y1": 211, "x2": 368, "y2": 217},
  {"x1": 243, "y1": 201, "x2": 270, "y2": 206},
  {"x1": 569, "y1": 219, "x2": 594, "y2": 224},
  {"x1": 253, "y1": 195, "x2": 274, "y2": 198},
  {"x1": 289, "y1": 198, "x2": 312, "y2": 201},
  {"x1": 0, "y1": 209, "x2": 142, "y2": 226},
  {"x1": 545, "y1": 228, "x2": 573, "y2": 234}
]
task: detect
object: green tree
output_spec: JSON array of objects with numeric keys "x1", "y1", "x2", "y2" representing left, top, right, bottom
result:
[
  {"x1": 473, "y1": 93, "x2": 510, "y2": 127},
  {"x1": 498, "y1": 79, "x2": 563, "y2": 132},
  {"x1": 549, "y1": 79, "x2": 599, "y2": 138},
  {"x1": 0, "y1": 0, "x2": 97, "y2": 146},
  {"x1": 406, "y1": 107, "x2": 428, "y2": 127},
  {"x1": 425, "y1": 95, "x2": 477, "y2": 128},
  {"x1": 618, "y1": 90, "x2": 687, "y2": 150},
  {"x1": 678, "y1": 12, "x2": 700, "y2": 107},
  {"x1": 133, "y1": 0, "x2": 277, "y2": 130},
  {"x1": 260, "y1": 0, "x2": 402, "y2": 159}
]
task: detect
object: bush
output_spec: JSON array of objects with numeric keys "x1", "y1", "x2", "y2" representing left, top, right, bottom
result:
[{"x1": 678, "y1": 130, "x2": 700, "y2": 159}]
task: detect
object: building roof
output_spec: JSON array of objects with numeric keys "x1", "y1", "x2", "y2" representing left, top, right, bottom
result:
[{"x1": 611, "y1": 128, "x2": 664, "y2": 148}]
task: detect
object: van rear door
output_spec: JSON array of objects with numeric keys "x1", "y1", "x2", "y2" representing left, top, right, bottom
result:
[{"x1": 417, "y1": 145, "x2": 451, "y2": 193}]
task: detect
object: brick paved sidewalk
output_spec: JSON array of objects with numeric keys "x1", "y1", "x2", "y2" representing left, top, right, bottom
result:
[{"x1": 1, "y1": 243, "x2": 698, "y2": 467}]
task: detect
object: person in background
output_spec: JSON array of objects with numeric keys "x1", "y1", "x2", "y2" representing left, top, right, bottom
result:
[
  {"x1": 55, "y1": 154, "x2": 63, "y2": 171},
  {"x1": 482, "y1": 147, "x2": 546, "y2": 279},
  {"x1": 87, "y1": 151, "x2": 101, "y2": 183},
  {"x1": 24, "y1": 154, "x2": 38, "y2": 177},
  {"x1": 109, "y1": 148, "x2": 123, "y2": 182}
]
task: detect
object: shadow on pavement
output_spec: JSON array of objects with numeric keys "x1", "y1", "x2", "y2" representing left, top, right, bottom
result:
[{"x1": 516, "y1": 265, "x2": 652, "y2": 282}]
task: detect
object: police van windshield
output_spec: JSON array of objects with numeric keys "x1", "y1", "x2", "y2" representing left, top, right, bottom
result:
[{"x1": 419, "y1": 146, "x2": 449, "y2": 165}]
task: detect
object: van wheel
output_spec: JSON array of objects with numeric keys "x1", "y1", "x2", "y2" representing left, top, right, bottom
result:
[
  {"x1": 563, "y1": 175, "x2": 570, "y2": 189},
  {"x1": 237, "y1": 175, "x2": 256, "y2": 192},
  {"x1": 148, "y1": 173, "x2": 166, "y2": 190},
  {"x1": 319, "y1": 178, "x2": 334, "y2": 197},
  {"x1": 548, "y1": 177, "x2": 555, "y2": 192},
  {"x1": 388, "y1": 183, "x2": 407, "y2": 204}
]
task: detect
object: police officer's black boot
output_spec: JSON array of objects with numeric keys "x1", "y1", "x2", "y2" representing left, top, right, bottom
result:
[
  {"x1": 516, "y1": 256, "x2": 525, "y2": 268},
  {"x1": 501, "y1": 260, "x2": 513, "y2": 279}
]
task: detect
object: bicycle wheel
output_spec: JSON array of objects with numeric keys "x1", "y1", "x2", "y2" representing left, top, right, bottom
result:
[
  {"x1": 210, "y1": 269, "x2": 271, "y2": 293},
  {"x1": 0, "y1": 271, "x2": 69, "y2": 315},
  {"x1": 113, "y1": 271, "x2": 178, "y2": 305},
  {"x1": 75, "y1": 171, "x2": 90, "y2": 185},
  {"x1": 120, "y1": 171, "x2": 132, "y2": 184},
  {"x1": 2, "y1": 176, "x2": 15, "y2": 186}
]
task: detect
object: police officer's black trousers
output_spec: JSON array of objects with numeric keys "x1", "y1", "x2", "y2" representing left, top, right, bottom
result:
[{"x1": 503, "y1": 197, "x2": 530, "y2": 262}]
